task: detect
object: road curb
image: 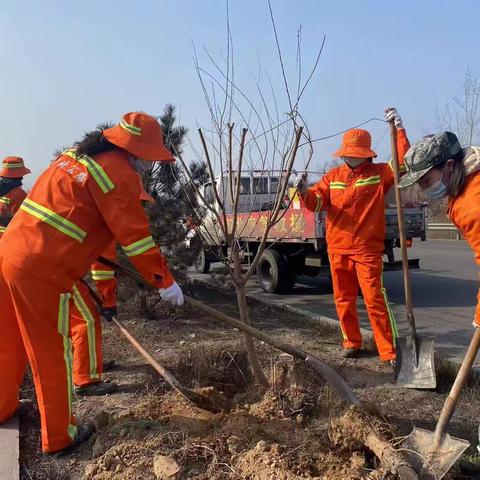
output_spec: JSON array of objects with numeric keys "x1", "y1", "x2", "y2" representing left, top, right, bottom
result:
[
  {"x1": 246, "y1": 292, "x2": 374, "y2": 340},
  {"x1": 189, "y1": 276, "x2": 375, "y2": 343},
  {"x1": 0, "y1": 416, "x2": 19, "y2": 480}
]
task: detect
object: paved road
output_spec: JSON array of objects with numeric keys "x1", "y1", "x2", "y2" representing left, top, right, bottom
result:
[{"x1": 193, "y1": 239, "x2": 479, "y2": 365}]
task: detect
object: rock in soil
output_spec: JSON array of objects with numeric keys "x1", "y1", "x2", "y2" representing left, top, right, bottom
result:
[{"x1": 153, "y1": 455, "x2": 181, "y2": 479}]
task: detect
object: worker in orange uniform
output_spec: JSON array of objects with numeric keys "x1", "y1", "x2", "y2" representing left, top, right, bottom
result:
[
  {"x1": 0, "y1": 157, "x2": 30, "y2": 237},
  {"x1": 71, "y1": 189, "x2": 154, "y2": 396},
  {"x1": 295, "y1": 108, "x2": 410, "y2": 364},
  {"x1": 0, "y1": 112, "x2": 184, "y2": 454},
  {"x1": 397, "y1": 131, "x2": 480, "y2": 475}
]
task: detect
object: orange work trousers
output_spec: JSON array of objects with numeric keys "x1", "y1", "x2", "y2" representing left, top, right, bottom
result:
[
  {"x1": 329, "y1": 253, "x2": 397, "y2": 361},
  {"x1": 0, "y1": 257, "x2": 77, "y2": 453},
  {"x1": 70, "y1": 282, "x2": 103, "y2": 387}
]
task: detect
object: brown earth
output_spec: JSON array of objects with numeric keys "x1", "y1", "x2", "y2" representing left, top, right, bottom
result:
[{"x1": 18, "y1": 281, "x2": 480, "y2": 479}]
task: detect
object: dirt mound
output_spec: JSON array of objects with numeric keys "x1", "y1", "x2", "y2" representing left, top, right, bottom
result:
[
  {"x1": 83, "y1": 386, "x2": 353, "y2": 480},
  {"x1": 20, "y1": 284, "x2": 479, "y2": 479}
]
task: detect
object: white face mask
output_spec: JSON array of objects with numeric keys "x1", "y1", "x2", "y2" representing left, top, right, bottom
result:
[
  {"x1": 128, "y1": 156, "x2": 151, "y2": 175},
  {"x1": 342, "y1": 157, "x2": 365, "y2": 168}
]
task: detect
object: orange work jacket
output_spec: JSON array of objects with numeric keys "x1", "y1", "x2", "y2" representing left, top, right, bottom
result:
[
  {"x1": 301, "y1": 129, "x2": 410, "y2": 255},
  {"x1": 0, "y1": 149, "x2": 173, "y2": 290},
  {"x1": 448, "y1": 170, "x2": 480, "y2": 323},
  {"x1": 0, "y1": 186, "x2": 27, "y2": 237}
]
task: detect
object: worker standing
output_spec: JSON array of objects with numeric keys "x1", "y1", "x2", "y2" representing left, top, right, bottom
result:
[
  {"x1": 295, "y1": 108, "x2": 410, "y2": 364},
  {"x1": 0, "y1": 157, "x2": 30, "y2": 237},
  {"x1": 0, "y1": 112, "x2": 184, "y2": 454}
]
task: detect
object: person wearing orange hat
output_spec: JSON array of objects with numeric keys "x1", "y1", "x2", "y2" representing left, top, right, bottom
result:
[
  {"x1": 294, "y1": 108, "x2": 410, "y2": 364},
  {"x1": 71, "y1": 182, "x2": 155, "y2": 396},
  {"x1": 0, "y1": 157, "x2": 30, "y2": 238},
  {"x1": 0, "y1": 112, "x2": 183, "y2": 454}
]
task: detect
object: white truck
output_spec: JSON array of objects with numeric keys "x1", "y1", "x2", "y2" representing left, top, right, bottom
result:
[{"x1": 193, "y1": 171, "x2": 427, "y2": 293}]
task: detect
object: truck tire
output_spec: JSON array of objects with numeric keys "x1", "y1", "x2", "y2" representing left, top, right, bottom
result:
[
  {"x1": 256, "y1": 250, "x2": 296, "y2": 294},
  {"x1": 194, "y1": 248, "x2": 211, "y2": 274}
]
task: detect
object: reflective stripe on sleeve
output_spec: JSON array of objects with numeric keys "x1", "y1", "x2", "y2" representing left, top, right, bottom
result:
[{"x1": 122, "y1": 236, "x2": 156, "y2": 257}]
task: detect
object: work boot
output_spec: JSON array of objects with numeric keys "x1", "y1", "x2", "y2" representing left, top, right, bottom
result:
[
  {"x1": 75, "y1": 380, "x2": 118, "y2": 397},
  {"x1": 460, "y1": 452, "x2": 480, "y2": 477},
  {"x1": 342, "y1": 348, "x2": 360, "y2": 358},
  {"x1": 54, "y1": 423, "x2": 95, "y2": 456}
]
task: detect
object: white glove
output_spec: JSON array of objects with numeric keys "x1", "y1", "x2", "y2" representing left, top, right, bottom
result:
[
  {"x1": 385, "y1": 107, "x2": 404, "y2": 129},
  {"x1": 159, "y1": 281, "x2": 184, "y2": 306},
  {"x1": 293, "y1": 172, "x2": 308, "y2": 194}
]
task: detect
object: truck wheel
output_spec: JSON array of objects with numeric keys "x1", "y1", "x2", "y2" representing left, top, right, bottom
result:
[
  {"x1": 257, "y1": 250, "x2": 296, "y2": 293},
  {"x1": 194, "y1": 248, "x2": 211, "y2": 273}
]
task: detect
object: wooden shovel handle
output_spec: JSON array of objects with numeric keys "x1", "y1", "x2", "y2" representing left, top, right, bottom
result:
[
  {"x1": 110, "y1": 317, "x2": 221, "y2": 411},
  {"x1": 433, "y1": 327, "x2": 480, "y2": 446},
  {"x1": 80, "y1": 276, "x2": 221, "y2": 412},
  {"x1": 98, "y1": 257, "x2": 307, "y2": 359},
  {"x1": 389, "y1": 122, "x2": 416, "y2": 334},
  {"x1": 97, "y1": 257, "x2": 362, "y2": 405}
]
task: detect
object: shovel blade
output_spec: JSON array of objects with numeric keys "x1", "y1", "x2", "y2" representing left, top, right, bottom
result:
[
  {"x1": 403, "y1": 426, "x2": 470, "y2": 479},
  {"x1": 394, "y1": 335, "x2": 436, "y2": 389}
]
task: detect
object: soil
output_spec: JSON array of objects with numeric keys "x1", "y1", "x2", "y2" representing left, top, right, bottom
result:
[{"x1": 18, "y1": 280, "x2": 480, "y2": 480}]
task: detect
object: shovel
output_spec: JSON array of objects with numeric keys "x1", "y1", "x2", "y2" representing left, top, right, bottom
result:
[
  {"x1": 403, "y1": 327, "x2": 480, "y2": 479},
  {"x1": 80, "y1": 279, "x2": 226, "y2": 413},
  {"x1": 389, "y1": 121, "x2": 436, "y2": 389},
  {"x1": 99, "y1": 257, "x2": 421, "y2": 479},
  {"x1": 97, "y1": 256, "x2": 361, "y2": 406}
]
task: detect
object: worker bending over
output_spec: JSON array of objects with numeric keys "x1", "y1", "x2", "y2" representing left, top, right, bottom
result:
[{"x1": 0, "y1": 112, "x2": 183, "y2": 454}]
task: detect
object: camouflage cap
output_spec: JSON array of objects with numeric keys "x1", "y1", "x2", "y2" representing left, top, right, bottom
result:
[{"x1": 398, "y1": 132, "x2": 462, "y2": 188}]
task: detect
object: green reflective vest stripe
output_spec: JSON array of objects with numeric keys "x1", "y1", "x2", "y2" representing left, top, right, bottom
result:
[
  {"x1": 20, "y1": 199, "x2": 87, "y2": 243},
  {"x1": 354, "y1": 176, "x2": 381, "y2": 187},
  {"x1": 90, "y1": 270, "x2": 115, "y2": 281},
  {"x1": 0, "y1": 227, "x2": 6, "y2": 233},
  {"x1": 0, "y1": 197, "x2": 11, "y2": 204},
  {"x1": 120, "y1": 119, "x2": 141, "y2": 136},
  {"x1": 63, "y1": 150, "x2": 115, "y2": 194},
  {"x1": 314, "y1": 194, "x2": 323, "y2": 212},
  {"x1": 57, "y1": 293, "x2": 77, "y2": 441},
  {"x1": 122, "y1": 236, "x2": 156, "y2": 257},
  {"x1": 72, "y1": 284, "x2": 99, "y2": 380},
  {"x1": 330, "y1": 182, "x2": 346, "y2": 190}
]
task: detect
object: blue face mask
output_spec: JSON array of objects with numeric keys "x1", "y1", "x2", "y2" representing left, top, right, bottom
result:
[{"x1": 424, "y1": 166, "x2": 448, "y2": 200}]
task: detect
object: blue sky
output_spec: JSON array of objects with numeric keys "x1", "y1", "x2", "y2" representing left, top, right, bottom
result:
[{"x1": 0, "y1": 0, "x2": 478, "y2": 186}]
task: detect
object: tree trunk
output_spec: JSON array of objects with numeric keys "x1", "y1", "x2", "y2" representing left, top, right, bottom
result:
[{"x1": 236, "y1": 283, "x2": 269, "y2": 388}]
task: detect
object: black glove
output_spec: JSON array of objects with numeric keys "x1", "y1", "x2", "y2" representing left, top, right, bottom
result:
[{"x1": 100, "y1": 306, "x2": 117, "y2": 322}]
